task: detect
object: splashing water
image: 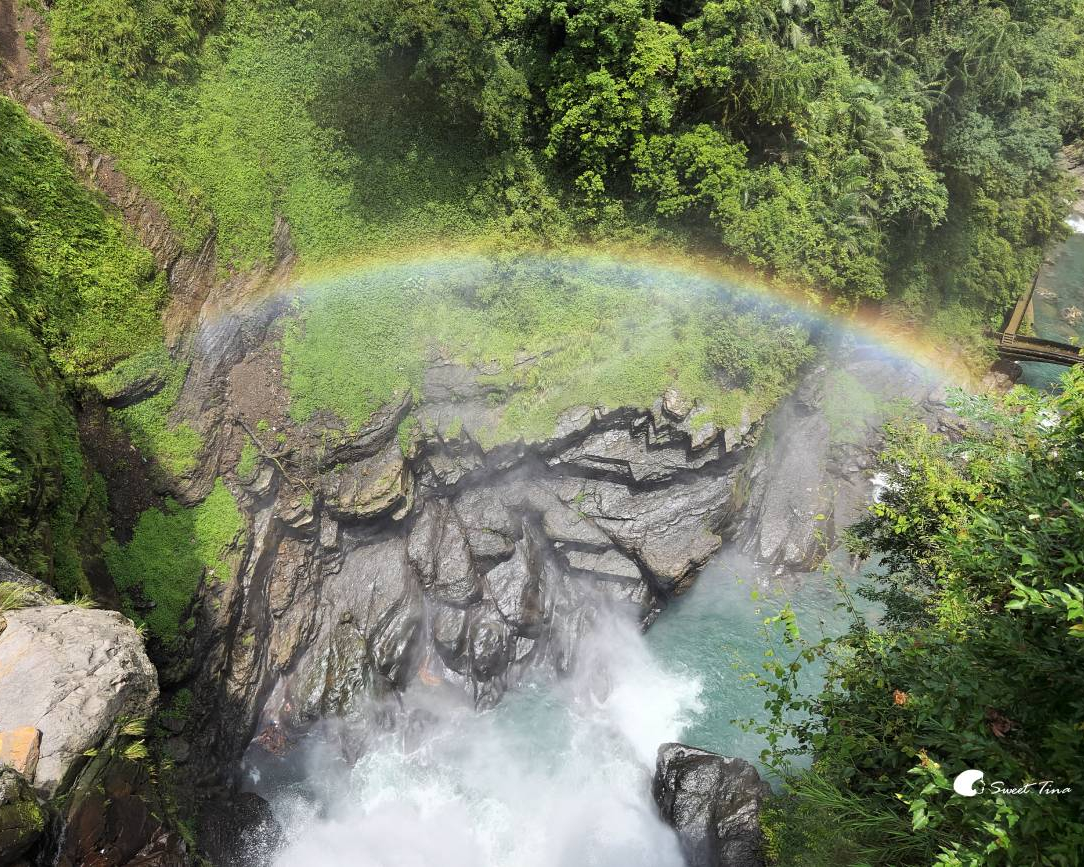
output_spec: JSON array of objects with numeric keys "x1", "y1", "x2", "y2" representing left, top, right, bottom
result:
[{"x1": 260, "y1": 615, "x2": 702, "y2": 867}]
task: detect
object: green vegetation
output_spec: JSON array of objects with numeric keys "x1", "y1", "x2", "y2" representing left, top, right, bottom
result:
[
  {"x1": 0, "y1": 97, "x2": 174, "y2": 591},
  {"x1": 47, "y1": 0, "x2": 492, "y2": 269},
  {"x1": 91, "y1": 344, "x2": 202, "y2": 476},
  {"x1": 44, "y1": 0, "x2": 1084, "y2": 331},
  {"x1": 755, "y1": 368, "x2": 1084, "y2": 865},
  {"x1": 0, "y1": 98, "x2": 164, "y2": 375},
  {"x1": 282, "y1": 258, "x2": 814, "y2": 443},
  {"x1": 0, "y1": 321, "x2": 95, "y2": 595},
  {"x1": 819, "y1": 370, "x2": 910, "y2": 445},
  {"x1": 396, "y1": 415, "x2": 420, "y2": 456},
  {"x1": 235, "y1": 438, "x2": 259, "y2": 479},
  {"x1": 0, "y1": 581, "x2": 36, "y2": 613},
  {"x1": 105, "y1": 479, "x2": 244, "y2": 645}
]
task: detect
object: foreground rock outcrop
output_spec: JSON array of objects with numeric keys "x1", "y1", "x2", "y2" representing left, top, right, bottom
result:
[
  {"x1": 0, "y1": 556, "x2": 186, "y2": 865},
  {"x1": 0, "y1": 603, "x2": 158, "y2": 796},
  {"x1": 653, "y1": 743, "x2": 771, "y2": 867}
]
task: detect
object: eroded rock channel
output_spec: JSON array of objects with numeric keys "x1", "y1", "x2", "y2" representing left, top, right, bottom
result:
[
  {"x1": 177, "y1": 302, "x2": 759, "y2": 784},
  {"x1": 126, "y1": 292, "x2": 956, "y2": 867}
]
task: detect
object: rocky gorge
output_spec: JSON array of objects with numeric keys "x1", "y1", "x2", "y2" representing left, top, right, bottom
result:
[
  {"x1": 0, "y1": 15, "x2": 976, "y2": 860},
  {"x1": 0, "y1": 225, "x2": 962, "y2": 867},
  {"x1": 145, "y1": 296, "x2": 958, "y2": 865},
  {"x1": 0, "y1": 263, "x2": 959, "y2": 866}
]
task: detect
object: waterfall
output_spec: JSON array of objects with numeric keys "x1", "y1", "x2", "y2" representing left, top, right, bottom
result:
[{"x1": 255, "y1": 613, "x2": 702, "y2": 866}]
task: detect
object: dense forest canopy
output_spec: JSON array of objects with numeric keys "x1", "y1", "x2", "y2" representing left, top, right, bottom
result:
[{"x1": 44, "y1": 0, "x2": 1084, "y2": 324}]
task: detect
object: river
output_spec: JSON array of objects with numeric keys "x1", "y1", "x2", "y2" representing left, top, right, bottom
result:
[
  {"x1": 1020, "y1": 214, "x2": 1084, "y2": 389},
  {"x1": 245, "y1": 540, "x2": 870, "y2": 866}
]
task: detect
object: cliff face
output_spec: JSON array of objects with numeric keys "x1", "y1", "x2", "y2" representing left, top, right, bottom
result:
[
  {"x1": 160, "y1": 282, "x2": 954, "y2": 801},
  {"x1": 172, "y1": 301, "x2": 757, "y2": 783}
]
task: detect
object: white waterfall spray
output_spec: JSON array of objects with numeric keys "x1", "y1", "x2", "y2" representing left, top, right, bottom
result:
[{"x1": 262, "y1": 614, "x2": 702, "y2": 867}]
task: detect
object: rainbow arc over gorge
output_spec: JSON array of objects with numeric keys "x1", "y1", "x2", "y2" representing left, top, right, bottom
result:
[{"x1": 198, "y1": 241, "x2": 970, "y2": 417}]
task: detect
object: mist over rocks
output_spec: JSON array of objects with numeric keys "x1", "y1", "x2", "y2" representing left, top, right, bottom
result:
[
  {"x1": 157, "y1": 288, "x2": 951, "y2": 823},
  {"x1": 728, "y1": 341, "x2": 955, "y2": 572},
  {"x1": 187, "y1": 364, "x2": 749, "y2": 777},
  {"x1": 65, "y1": 265, "x2": 956, "y2": 866}
]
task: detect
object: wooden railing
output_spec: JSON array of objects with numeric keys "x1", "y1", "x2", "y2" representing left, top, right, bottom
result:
[{"x1": 991, "y1": 269, "x2": 1083, "y2": 367}]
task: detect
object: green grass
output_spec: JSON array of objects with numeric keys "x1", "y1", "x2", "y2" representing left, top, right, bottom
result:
[
  {"x1": 396, "y1": 415, "x2": 419, "y2": 456},
  {"x1": 0, "y1": 320, "x2": 103, "y2": 596},
  {"x1": 0, "y1": 96, "x2": 172, "y2": 592},
  {"x1": 105, "y1": 479, "x2": 244, "y2": 645},
  {"x1": 48, "y1": 1, "x2": 496, "y2": 271},
  {"x1": 283, "y1": 257, "x2": 812, "y2": 445},
  {"x1": 235, "y1": 438, "x2": 259, "y2": 478},
  {"x1": 91, "y1": 344, "x2": 202, "y2": 476},
  {"x1": 0, "y1": 581, "x2": 37, "y2": 613},
  {"x1": 0, "y1": 97, "x2": 165, "y2": 375}
]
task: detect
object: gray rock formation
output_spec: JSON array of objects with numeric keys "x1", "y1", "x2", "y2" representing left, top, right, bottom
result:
[
  {"x1": 653, "y1": 743, "x2": 771, "y2": 867},
  {"x1": 0, "y1": 557, "x2": 185, "y2": 864},
  {"x1": 0, "y1": 596, "x2": 158, "y2": 796},
  {"x1": 201, "y1": 399, "x2": 746, "y2": 771},
  {"x1": 729, "y1": 341, "x2": 952, "y2": 572}
]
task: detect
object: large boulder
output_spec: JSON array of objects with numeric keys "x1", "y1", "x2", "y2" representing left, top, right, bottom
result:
[
  {"x1": 653, "y1": 743, "x2": 771, "y2": 867},
  {"x1": 0, "y1": 601, "x2": 158, "y2": 795}
]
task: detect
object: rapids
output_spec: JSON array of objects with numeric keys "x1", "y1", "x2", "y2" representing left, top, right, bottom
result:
[{"x1": 246, "y1": 548, "x2": 866, "y2": 865}]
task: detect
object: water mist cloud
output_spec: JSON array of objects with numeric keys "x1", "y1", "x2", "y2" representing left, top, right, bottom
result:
[{"x1": 265, "y1": 614, "x2": 700, "y2": 867}]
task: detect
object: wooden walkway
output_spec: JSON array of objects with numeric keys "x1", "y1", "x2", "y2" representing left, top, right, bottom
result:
[{"x1": 991, "y1": 271, "x2": 1084, "y2": 366}]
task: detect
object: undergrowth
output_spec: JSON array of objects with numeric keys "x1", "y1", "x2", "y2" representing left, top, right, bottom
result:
[
  {"x1": 105, "y1": 479, "x2": 244, "y2": 645},
  {"x1": 47, "y1": 1, "x2": 497, "y2": 270},
  {"x1": 91, "y1": 345, "x2": 202, "y2": 477},
  {"x1": 282, "y1": 258, "x2": 814, "y2": 444}
]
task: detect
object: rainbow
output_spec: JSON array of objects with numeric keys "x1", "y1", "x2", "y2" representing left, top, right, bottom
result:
[{"x1": 200, "y1": 238, "x2": 975, "y2": 388}]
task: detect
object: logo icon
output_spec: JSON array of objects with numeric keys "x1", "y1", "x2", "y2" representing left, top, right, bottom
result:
[{"x1": 953, "y1": 769, "x2": 985, "y2": 797}]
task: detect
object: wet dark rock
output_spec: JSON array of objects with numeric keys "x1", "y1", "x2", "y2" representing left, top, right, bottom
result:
[
  {"x1": 553, "y1": 426, "x2": 721, "y2": 484},
  {"x1": 213, "y1": 403, "x2": 744, "y2": 778},
  {"x1": 163, "y1": 737, "x2": 191, "y2": 764},
  {"x1": 0, "y1": 767, "x2": 43, "y2": 864},
  {"x1": 320, "y1": 438, "x2": 413, "y2": 521},
  {"x1": 981, "y1": 358, "x2": 1023, "y2": 395},
  {"x1": 56, "y1": 754, "x2": 188, "y2": 867},
  {"x1": 730, "y1": 342, "x2": 948, "y2": 572},
  {"x1": 653, "y1": 743, "x2": 770, "y2": 867},
  {"x1": 198, "y1": 791, "x2": 281, "y2": 867}
]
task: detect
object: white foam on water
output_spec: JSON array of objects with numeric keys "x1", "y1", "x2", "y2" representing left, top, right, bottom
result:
[
  {"x1": 1067, "y1": 214, "x2": 1084, "y2": 235},
  {"x1": 268, "y1": 614, "x2": 702, "y2": 867}
]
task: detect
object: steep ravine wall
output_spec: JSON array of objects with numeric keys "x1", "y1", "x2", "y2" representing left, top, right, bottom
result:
[
  {"x1": 172, "y1": 308, "x2": 762, "y2": 792},
  {"x1": 164, "y1": 289, "x2": 955, "y2": 820}
]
